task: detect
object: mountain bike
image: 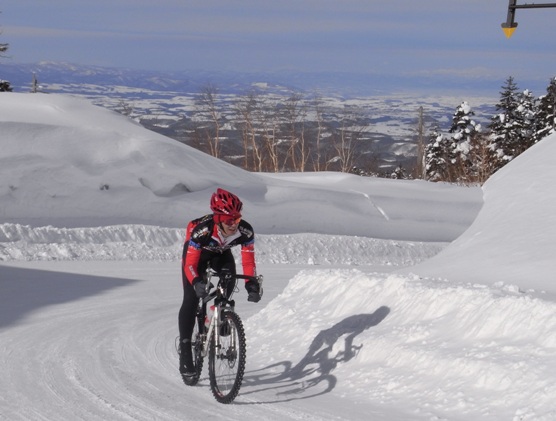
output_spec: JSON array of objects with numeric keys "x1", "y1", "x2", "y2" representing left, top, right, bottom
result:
[{"x1": 178, "y1": 268, "x2": 263, "y2": 404}]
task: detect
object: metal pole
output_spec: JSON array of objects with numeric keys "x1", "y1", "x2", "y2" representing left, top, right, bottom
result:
[
  {"x1": 513, "y1": 3, "x2": 556, "y2": 8},
  {"x1": 506, "y1": 0, "x2": 517, "y2": 24}
]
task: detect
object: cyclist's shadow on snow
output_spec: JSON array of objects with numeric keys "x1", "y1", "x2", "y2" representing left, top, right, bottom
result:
[{"x1": 240, "y1": 305, "x2": 390, "y2": 404}]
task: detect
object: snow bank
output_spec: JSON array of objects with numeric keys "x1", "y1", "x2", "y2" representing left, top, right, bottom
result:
[
  {"x1": 0, "y1": 93, "x2": 481, "y2": 241},
  {"x1": 247, "y1": 269, "x2": 556, "y2": 420},
  {"x1": 401, "y1": 132, "x2": 556, "y2": 295},
  {"x1": 0, "y1": 223, "x2": 444, "y2": 267}
]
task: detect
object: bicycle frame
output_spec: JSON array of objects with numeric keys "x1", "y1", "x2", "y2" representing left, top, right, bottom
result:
[
  {"x1": 198, "y1": 268, "x2": 262, "y2": 358},
  {"x1": 200, "y1": 282, "x2": 232, "y2": 359}
]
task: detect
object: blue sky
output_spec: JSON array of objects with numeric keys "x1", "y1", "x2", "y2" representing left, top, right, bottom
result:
[{"x1": 1, "y1": 0, "x2": 555, "y2": 95}]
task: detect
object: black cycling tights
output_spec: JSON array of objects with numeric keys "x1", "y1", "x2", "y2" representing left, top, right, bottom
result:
[{"x1": 178, "y1": 247, "x2": 236, "y2": 341}]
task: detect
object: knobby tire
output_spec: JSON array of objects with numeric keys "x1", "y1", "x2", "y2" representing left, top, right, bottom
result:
[{"x1": 208, "y1": 311, "x2": 246, "y2": 403}]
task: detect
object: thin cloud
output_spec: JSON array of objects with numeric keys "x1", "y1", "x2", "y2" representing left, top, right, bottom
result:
[{"x1": 5, "y1": 25, "x2": 121, "y2": 39}]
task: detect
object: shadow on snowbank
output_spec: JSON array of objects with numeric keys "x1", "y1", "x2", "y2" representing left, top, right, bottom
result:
[
  {"x1": 0, "y1": 265, "x2": 138, "y2": 329},
  {"x1": 240, "y1": 305, "x2": 390, "y2": 404}
]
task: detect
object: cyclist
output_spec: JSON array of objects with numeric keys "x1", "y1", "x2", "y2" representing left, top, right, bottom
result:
[{"x1": 178, "y1": 188, "x2": 261, "y2": 378}]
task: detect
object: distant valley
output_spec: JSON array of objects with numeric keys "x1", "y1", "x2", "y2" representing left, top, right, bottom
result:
[{"x1": 2, "y1": 62, "x2": 497, "y2": 175}]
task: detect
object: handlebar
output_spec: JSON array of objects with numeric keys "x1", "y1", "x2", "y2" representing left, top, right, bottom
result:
[
  {"x1": 202, "y1": 268, "x2": 263, "y2": 304},
  {"x1": 205, "y1": 268, "x2": 262, "y2": 283}
]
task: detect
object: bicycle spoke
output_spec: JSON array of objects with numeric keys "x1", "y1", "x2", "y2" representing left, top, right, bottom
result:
[{"x1": 209, "y1": 312, "x2": 246, "y2": 403}]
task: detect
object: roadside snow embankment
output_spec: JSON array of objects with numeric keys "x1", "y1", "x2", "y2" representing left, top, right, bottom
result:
[
  {"x1": 0, "y1": 223, "x2": 445, "y2": 267},
  {"x1": 246, "y1": 269, "x2": 556, "y2": 420}
]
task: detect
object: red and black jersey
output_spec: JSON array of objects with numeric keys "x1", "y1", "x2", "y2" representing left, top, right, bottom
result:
[{"x1": 182, "y1": 214, "x2": 256, "y2": 284}]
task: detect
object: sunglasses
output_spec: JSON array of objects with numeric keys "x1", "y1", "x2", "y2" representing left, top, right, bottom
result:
[{"x1": 222, "y1": 217, "x2": 241, "y2": 226}]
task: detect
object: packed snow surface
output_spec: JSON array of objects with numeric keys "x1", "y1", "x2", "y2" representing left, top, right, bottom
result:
[{"x1": 1, "y1": 93, "x2": 556, "y2": 420}]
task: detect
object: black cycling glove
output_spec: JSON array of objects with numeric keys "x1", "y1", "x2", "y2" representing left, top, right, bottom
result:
[
  {"x1": 245, "y1": 280, "x2": 261, "y2": 303},
  {"x1": 192, "y1": 277, "x2": 208, "y2": 298}
]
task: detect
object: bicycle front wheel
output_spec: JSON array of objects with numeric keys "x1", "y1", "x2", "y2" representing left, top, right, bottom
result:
[{"x1": 208, "y1": 311, "x2": 246, "y2": 403}]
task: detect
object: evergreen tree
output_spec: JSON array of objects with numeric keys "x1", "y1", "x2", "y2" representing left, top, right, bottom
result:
[
  {"x1": 0, "y1": 32, "x2": 7, "y2": 56},
  {"x1": 424, "y1": 125, "x2": 452, "y2": 181},
  {"x1": 450, "y1": 101, "x2": 481, "y2": 145},
  {"x1": 391, "y1": 164, "x2": 407, "y2": 180},
  {"x1": 517, "y1": 89, "x2": 537, "y2": 151},
  {"x1": 488, "y1": 76, "x2": 533, "y2": 171},
  {"x1": 0, "y1": 80, "x2": 12, "y2": 91},
  {"x1": 449, "y1": 101, "x2": 481, "y2": 182},
  {"x1": 536, "y1": 77, "x2": 556, "y2": 141},
  {"x1": 1, "y1": 22, "x2": 10, "y2": 91}
]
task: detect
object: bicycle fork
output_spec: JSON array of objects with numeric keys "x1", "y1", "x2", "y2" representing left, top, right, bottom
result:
[{"x1": 201, "y1": 304, "x2": 237, "y2": 360}]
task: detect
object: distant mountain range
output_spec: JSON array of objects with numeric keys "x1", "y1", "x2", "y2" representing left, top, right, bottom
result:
[
  {"x1": 3, "y1": 61, "x2": 338, "y2": 95},
  {"x1": 2, "y1": 61, "x2": 505, "y2": 98}
]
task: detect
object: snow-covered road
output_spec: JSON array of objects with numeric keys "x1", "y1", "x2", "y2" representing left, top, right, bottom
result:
[
  {"x1": 3, "y1": 258, "x2": 556, "y2": 421},
  {"x1": 1, "y1": 261, "x2": 392, "y2": 421}
]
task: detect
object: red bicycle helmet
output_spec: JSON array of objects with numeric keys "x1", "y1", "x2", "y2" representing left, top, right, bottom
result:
[{"x1": 210, "y1": 188, "x2": 243, "y2": 218}]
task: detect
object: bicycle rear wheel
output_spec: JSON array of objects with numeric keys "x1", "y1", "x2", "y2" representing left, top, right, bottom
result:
[
  {"x1": 181, "y1": 313, "x2": 205, "y2": 386},
  {"x1": 208, "y1": 311, "x2": 246, "y2": 403}
]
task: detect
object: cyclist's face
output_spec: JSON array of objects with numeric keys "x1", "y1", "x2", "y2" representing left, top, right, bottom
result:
[{"x1": 221, "y1": 217, "x2": 240, "y2": 236}]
